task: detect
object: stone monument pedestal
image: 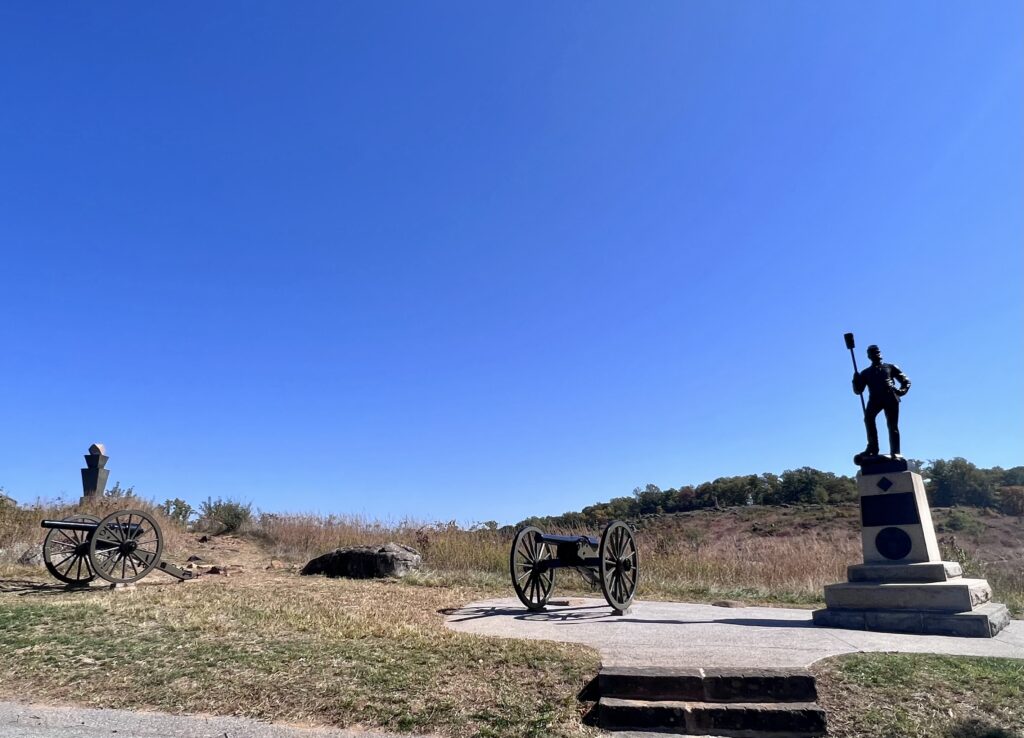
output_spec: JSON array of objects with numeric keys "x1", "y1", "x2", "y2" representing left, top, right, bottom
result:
[
  {"x1": 80, "y1": 443, "x2": 109, "y2": 505},
  {"x1": 812, "y1": 458, "x2": 1010, "y2": 638}
]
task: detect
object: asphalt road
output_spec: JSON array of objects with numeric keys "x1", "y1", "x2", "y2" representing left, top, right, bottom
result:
[{"x1": 0, "y1": 702, "x2": 431, "y2": 738}]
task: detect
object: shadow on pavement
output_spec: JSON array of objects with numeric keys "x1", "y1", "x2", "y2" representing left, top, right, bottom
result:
[
  {"x1": 0, "y1": 578, "x2": 94, "y2": 597},
  {"x1": 443, "y1": 604, "x2": 815, "y2": 629}
]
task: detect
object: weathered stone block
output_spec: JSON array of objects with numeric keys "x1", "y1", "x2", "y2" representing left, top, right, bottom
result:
[
  {"x1": 686, "y1": 701, "x2": 826, "y2": 736},
  {"x1": 598, "y1": 666, "x2": 817, "y2": 703},
  {"x1": 701, "y1": 669, "x2": 817, "y2": 703},
  {"x1": 823, "y1": 579, "x2": 991, "y2": 612},
  {"x1": 598, "y1": 666, "x2": 704, "y2": 701},
  {"x1": 812, "y1": 607, "x2": 865, "y2": 629},
  {"x1": 922, "y1": 603, "x2": 1012, "y2": 638},
  {"x1": 847, "y1": 561, "x2": 961, "y2": 583},
  {"x1": 598, "y1": 697, "x2": 826, "y2": 736},
  {"x1": 812, "y1": 602, "x2": 1011, "y2": 637}
]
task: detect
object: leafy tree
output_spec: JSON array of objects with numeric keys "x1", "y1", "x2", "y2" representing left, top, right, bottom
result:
[
  {"x1": 998, "y1": 487, "x2": 1024, "y2": 517},
  {"x1": 998, "y1": 466, "x2": 1024, "y2": 487},
  {"x1": 926, "y1": 458, "x2": 996, "y2": 508},
  {"x1": 632, "y1": 484, "x2": 665, "y2": 515}
]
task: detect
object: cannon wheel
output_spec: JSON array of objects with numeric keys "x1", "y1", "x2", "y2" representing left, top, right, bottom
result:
[
  {"x1": 510, "y1": 526, "x2": 555, "y2": 611},
  {"x1": 43, "y1": 515, "x2": 100, "y2": 585},
  {"x1": 89, "y1": 509, "x2": 164, "y2": 584},
  {"x1": 599, "y1": 521, "x2": 638, "y2": 613}
]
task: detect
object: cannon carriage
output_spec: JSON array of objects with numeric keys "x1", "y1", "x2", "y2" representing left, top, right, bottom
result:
[
  {"x1": 40, "y1": 509, "x2": 195, "y2": 586},
  {"x1": 509, "y1": 520, "x2": 638, "y2": 614}
]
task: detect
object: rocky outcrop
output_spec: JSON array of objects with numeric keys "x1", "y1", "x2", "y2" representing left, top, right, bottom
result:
[{"x1": 300, "y1": 543, "x2": 421, "y2": 579}]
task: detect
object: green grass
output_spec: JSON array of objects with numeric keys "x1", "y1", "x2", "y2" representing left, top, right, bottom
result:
[{"x1": 815, "y1": 653, "x2": 1024, "y2": 738}]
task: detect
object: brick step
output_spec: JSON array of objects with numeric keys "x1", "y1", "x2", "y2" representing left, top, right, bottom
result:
[
  {"x1": 599, "y1": 697, "x2": 827, "y2": 737},
  {"x1": 599, "y1": 667, "x2": 817, "y2": 703}
]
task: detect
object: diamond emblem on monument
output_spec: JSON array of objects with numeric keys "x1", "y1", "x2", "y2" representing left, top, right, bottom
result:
[{"x1": 876, "y1": 476, "x2": 893, "y2": 492}]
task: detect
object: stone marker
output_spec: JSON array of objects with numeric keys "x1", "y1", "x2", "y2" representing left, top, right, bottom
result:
[
  {"x1": 300, "y1": 543, "x2": 422, "y2": 579},
  {"x1": 80, "y1": 443, "x2": 109, "y2": 503},
  {"x1": 813, "y1": 337, "x2": 1009, "y2": 637}
]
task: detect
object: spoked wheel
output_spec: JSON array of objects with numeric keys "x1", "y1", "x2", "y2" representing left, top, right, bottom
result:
[
  {"x1": 43, "y1": 515, "x2": 100, "y2": 585},
  {"x1": 509, "y1": 526, "x2": 555, "y2": 611},
  {"x1": 599, "y1": 520, "x2": 639, "y2": 613},
  {"x1": 89, "y1": 509, "x2": 164, "y2": 584}
]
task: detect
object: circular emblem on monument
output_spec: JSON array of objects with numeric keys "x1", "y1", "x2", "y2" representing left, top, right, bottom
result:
[{"x1": 875, "y1": 527, "x2": 912, "y2": 560}]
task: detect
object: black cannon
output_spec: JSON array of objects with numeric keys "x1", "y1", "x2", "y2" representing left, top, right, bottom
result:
[
  {"x1": 509, "y1": 521, "x2": 638, "y2": 614},
  {"x1": 40, "y1": 509, "x2": 194, "y2": 586}
]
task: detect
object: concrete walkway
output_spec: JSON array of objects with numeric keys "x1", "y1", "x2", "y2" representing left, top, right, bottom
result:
[
  {"x1": 0, "y1": 701, "x2": 433, "y2": 738},
  {"x1": 444, "y1": 597, "x2": 1024, "y2": 668}
]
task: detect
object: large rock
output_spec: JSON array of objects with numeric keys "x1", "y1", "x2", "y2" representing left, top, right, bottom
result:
[{"x1": 300, "y1": 543, "x2": 421, "y2": 579}]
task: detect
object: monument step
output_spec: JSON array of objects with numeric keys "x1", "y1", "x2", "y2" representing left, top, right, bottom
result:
[
  {"x1": 812, "y1": 601, "x2": 1010, "y2": 638},
  {"x1": 847, "y1": 561, "x2": 962, "y2": 583},
  {"x1": 823, "y1": 578, "x2": 991, "y2": 612},
  {"x1": 598, "y1": 697, "x2": 826, "y2": 737},
  {"x1": 599, "y1": 666, "x2": 817, "y2": 703}
]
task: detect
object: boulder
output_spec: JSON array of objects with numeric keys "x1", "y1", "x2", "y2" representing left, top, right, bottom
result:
[{"x1": 300, "y1": 543, "x2": 421, "y2": 579}]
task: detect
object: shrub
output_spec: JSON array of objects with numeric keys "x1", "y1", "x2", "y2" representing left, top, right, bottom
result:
[
  {"x1": 104, "y1": 481, "x2": 136, "y2": 499},
  {"x1": 938, "y1": 509, "x2": 985, "y2": 539},
  {"x1": 197, "y1": 497, "x2": 253, "y2": 534},
  {"x1": 160, "y1": 498, "x2": 196, "y2": 527}
]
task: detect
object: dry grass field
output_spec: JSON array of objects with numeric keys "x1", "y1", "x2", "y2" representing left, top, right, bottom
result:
[
  {"x1": 1, "y1": 500, "x2": 1022, "y2": 738},
  {"x1": 257, "y1": 504, "x2": 1024, "y2": 613},
  {"x1": 0, "y1": 564, "x2": 598, "y2": 737}
]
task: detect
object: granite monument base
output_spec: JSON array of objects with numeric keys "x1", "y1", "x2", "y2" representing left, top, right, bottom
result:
[{"x1": 813, "y1": 461, "x2": 1010, "y2": 638}]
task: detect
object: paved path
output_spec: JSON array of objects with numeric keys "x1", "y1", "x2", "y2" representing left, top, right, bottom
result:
[
  {"x1": 0, "y1": 701, "x2": 432, "y2": 738},
  {"x1": 444, "y1": 597, "x2": 1024, "y2": 668}
]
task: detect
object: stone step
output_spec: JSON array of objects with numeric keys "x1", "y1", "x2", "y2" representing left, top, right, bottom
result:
[
  {"x1": 823, "y1": 578, "x2": 991, "y2": 612},
  {"x1": 847, "y1": 560, "x2": 962, "y2": 583},
  {"x1": 812, "y1": 600, "x2": 1011, "y2": 638},
  {"x1": 599, "y1": 697, "x2": 827, "y2": 737},
  {"x1": 599, "y1": 667, "x2": 816, "y2": 703}
]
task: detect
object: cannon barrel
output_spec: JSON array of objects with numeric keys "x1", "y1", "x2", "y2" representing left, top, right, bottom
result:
[{"x1": 40, "y1": 519, "x2": 100, "y2": 532}]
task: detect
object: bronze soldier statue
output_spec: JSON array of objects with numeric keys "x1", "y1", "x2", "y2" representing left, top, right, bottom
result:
[{"x1": 853, "y1": 345, "x2": 910, "y2": 459}]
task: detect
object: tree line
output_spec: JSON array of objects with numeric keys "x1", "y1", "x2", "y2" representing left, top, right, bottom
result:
[{"x1": 519, "y1": 458, "x2": 1024, "y2": 528}]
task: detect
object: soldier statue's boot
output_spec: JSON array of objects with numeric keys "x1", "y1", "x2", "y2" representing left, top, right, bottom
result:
[{"x1": 853, "y1": 445, "x2": 880, "y2": 466}]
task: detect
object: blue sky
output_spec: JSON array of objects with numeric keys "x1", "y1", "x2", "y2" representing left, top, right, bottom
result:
[{"x1": 1, "y1": 3, "x2": 1021, "y2": 524}]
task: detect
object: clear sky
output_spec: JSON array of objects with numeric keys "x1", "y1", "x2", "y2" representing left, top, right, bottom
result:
[{"x1": 1, "y1": 3, "x2": 1021, "y2": 524}]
